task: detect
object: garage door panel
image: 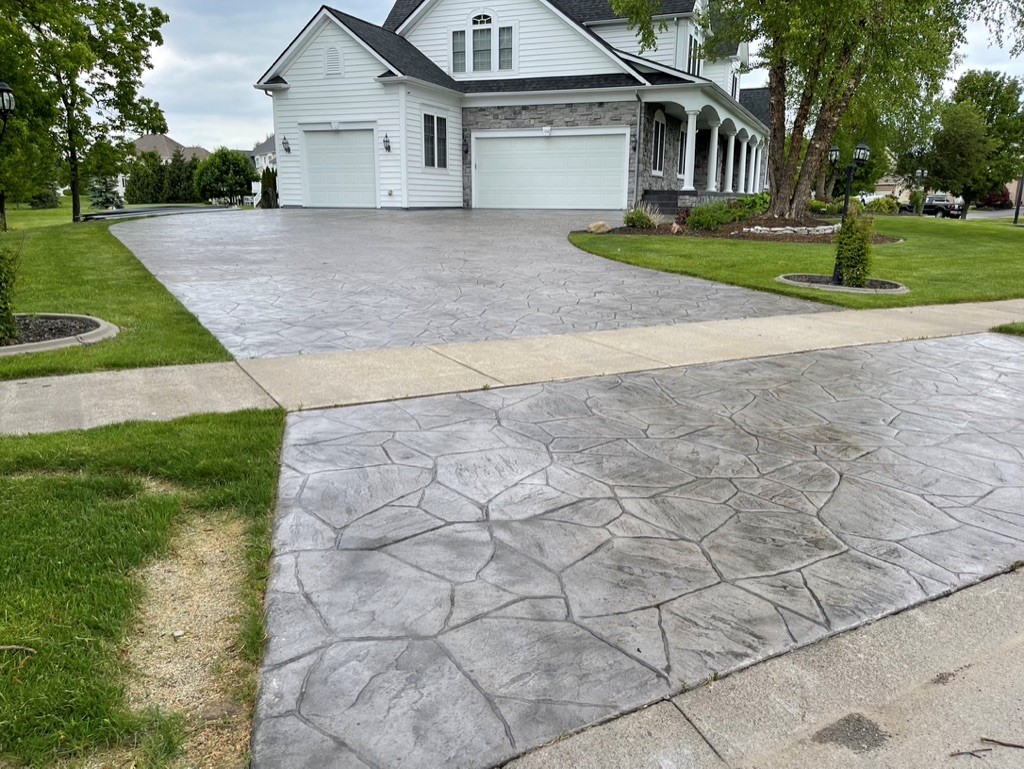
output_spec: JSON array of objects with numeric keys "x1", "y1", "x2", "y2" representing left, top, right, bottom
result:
[
  {"x1": 474, "y1": 133, "x2": 627, "y2": 209},
  {"x1": 305, "y1": 130, "x2": 376, "y2": 208}
]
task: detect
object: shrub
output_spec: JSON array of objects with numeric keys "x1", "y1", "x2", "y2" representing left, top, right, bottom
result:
[
  {"x1": 865, "y1": 195, "x2": 899, "y2": 215},
  {"x1": 738, "y1": 191, "x2": 771, "y2": 215},
  {"x1": 835, "y1": 210, "x2": 873, "y2": 288},
  {"x1": 978, "y1": 188, "x2": 1013, "y2": 209},
  {"x1": 687, "y1": 200, "x2": 737, "y2": 231},
  {"x1": 808, "y1": 199, "x2": 828, "y2": 214},
  {"x1": 88, "y1": 177, "x2": 124, "y2": 210},
  {"x1": 259, "y1": 167, "x2": 279, "y2": 209},
  {"x1": 28, "y1": 188, "x2": 61, "y2": 209},
  {"x1": 908, "y1": 189, "x2": 925, "y2": 215},
  {"x1": 623, "y1": 202, "x2": 662, "y2": 229},
  {"x1": 675, "y1": 208, "x2": 690, "y2": 227},
  {"x1": 0, "y1": 241, "x2": 19, "y2": 345}
]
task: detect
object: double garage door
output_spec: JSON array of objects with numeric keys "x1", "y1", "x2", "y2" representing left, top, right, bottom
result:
[
  {"x1": 305, "y1": 129, "x2": 375, "y2": 208},
  {"x1": 474, "y1": 132, "x2": 628, "y2": 209}
]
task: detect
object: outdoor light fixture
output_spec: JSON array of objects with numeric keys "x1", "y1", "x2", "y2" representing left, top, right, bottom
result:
[
  {"x1": 281, "y1": 136, "x2": 291, "y2": 154},
  {"x1": 0, "y1": 81, "x2": 14, "y2": 141},
  {"x1": 383, "y1": 133, "x2": 391, "y2": 152},
  {"x1": 828, "y1": 140, "x2": 870, "y2": 285}
]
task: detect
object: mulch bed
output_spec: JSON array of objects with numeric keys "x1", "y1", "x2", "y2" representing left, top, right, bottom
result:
[
  {"x1": 580, "y1": 216, "x2": 900, "y2": 244},
  {"x1": 784, "y1": 274, "x2": 905, "y2": 291},
  {"x1": 1, "y1": 314, "x2": 100, "y2": 347}
]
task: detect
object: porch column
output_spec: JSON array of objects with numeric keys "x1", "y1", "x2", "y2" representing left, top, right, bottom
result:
[
  {"x1": 748, "y1": 143, "x2": 760, "y2": 193},
  {"x1": 682, "y1": 109, "x2": 699, "y2": 191},
  {"x1": 705, "y1": 121, "x2": 721, "y2": 192},
  {"x1": 723, "y1": 133, "x2": 736, "y2": 193},
  {"x1": 736, "y1": 137, "x2": 748, "y2": 195}
]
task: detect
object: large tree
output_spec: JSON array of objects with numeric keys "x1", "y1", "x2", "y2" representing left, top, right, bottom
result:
[
  {"x1": 194, "y1": 148, "x2": 257, "y2": 205},
  {"x1": 927, "y1": 100, "x2": 993, "y2": 208},
  {"x1": 951, "y1": 70, "x2": 1024, "y2": 196},
  {"x1": 610, "y1": 0, "x2": 1024, "y2": 219},
  {"x1": 1, "y1": 0, "x2": 169, "y2": 222}
]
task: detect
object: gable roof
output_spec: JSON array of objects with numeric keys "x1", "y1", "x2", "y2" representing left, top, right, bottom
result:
[
  {"x1": 134, "y1": 133, "x2": 184, "y2": 158},
  {"x1": 384, "y1": 0, "x2": 697, "y2": 30},
  {"x1": 253, "y1": 135, "x2": 276, "y2": 156},
  {"x1": 739, "y1": 87, "x2": 770, "y2": 127}
]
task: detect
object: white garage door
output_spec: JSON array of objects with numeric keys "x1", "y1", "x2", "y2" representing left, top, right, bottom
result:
[
  {"x1": 305, "y1": 130, "x2": 376, "y2": 208},
  {"x1": 474, "y1": 132, "x2": 627, "y2": 209}
]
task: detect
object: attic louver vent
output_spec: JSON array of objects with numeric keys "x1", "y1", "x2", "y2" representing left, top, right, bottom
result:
[{"x1": 324, "y1": 45, "x2": 342, "y2": 77}]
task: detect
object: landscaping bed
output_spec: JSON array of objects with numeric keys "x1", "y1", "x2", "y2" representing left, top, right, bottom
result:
[
  {"x1": 589, "y1": 217, "x2": 899, "y2": 244},
  {"x1": 7, "y1": 313, "x2": 98, "y2": 345}
]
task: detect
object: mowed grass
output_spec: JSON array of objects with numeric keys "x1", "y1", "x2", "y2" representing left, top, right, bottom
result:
[
  {"x1": 0, "y1": 410, "x2": 285, "y2": 766},
  {"x1": 570, "y1": 216, "x2": 1024, "y2": 309},
  {"x1": 997, "y1": 322, "x2": 1024, "y2": 336},
  {"x1": 0, "y1": 204, "x2": 230, "y2": 381}
]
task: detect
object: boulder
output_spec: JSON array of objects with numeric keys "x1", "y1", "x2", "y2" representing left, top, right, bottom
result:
[{"x1": 587, "y1": 221, "x2": 612, "y2": 234}]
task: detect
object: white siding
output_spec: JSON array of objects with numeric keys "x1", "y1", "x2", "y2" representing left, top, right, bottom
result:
[
  {"x1": 405, "y1": 0, "x2": 619, "y2": 79},
  {"x1": 702, "y1": 60, "x2": 733, "y2": 93},
  {"x1": 272, "y1": 19, "x2": 403, "y2": 208},
  {"x1": 405, "y1": 86, "x2": 464, "y2": 207},
  {"x1": 591, "y1": 21, "x2": 677, "y2": 66}
]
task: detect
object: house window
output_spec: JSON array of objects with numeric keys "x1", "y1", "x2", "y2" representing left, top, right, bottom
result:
[
  {"x1": 687, "y1": 35, "x2": 701, "y2": 76},
  {"x1": 678, "y1": 131, "x2": 686, "y2": 176},
  {"x1": 453, "y1": 13, "x2": 515, "y2": 74},
  {"x1": 452, "y1": 31, "x2": 466, "y2": 73},
  {"x1": 732, "y1": 72, "x2": 739, "y2": 98},
  {"x1": 324, "y1": 45, "x2": 342, "y2": 77},
  {"x1": 423, "y1": 113, "x2": 448, "y2": 169},
  {"x1": 652, "y1": 112, "x2": 666, "y2": 176}
]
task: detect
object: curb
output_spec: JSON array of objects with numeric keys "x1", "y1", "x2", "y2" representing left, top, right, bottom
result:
[
  {"x1": 0, "y1": 314, "x2": 120, "y2": 357},
  {"x1": 775, "y1": 274, "x2": 910, "y2": 295}
]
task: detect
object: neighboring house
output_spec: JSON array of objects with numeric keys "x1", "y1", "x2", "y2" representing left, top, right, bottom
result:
[
  {"x1": 254, "y1": 0, "x2": 770, "y2": 210},
  {"x1": 253, "y1": 135, "x2": 278, "y2": 172},
  {"x1": 116, "y1": 134, "x2": 212, "y2": 197}
]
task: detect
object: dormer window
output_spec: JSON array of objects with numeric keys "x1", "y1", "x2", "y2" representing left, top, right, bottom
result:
[
  {"x1": 687, "y1": 35, "x2": 701, "y2": 76},
  {"x1": 452, "y1": 12, "x2": 515, "y2": 75},
  {"x1": 323, "y1": 45, "x2": 342, "y2": 77}
]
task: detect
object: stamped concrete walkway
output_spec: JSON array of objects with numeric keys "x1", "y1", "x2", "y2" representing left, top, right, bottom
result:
[
  {"x1": 252, "y1": 332, "x2": 1024, "y2": 769},
  {"x1": 111, "y1": 209, "x2": 829, "y2": 359}
]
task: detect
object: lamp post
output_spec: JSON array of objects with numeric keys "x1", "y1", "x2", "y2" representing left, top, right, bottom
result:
[
  {"x1": 0, "y1": 82, "x2": 15, "y2": 233},
  {"x1": 915, "y1": 168, "x2": 928, "y2": 215},
  {"x1": 828, "y1": 142, "x2": 870, "y2": 285}
]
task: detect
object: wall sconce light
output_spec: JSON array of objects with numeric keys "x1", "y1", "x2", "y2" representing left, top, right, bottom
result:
[
  {"x1": 383, "y1": 133, "x2": 391, "y2": 152},
  {"x1": 630, "y1": 136, "x2": 637, "y2": 151},
  {"x1": 463, "y1": 138, "x2": 469, "y2": 155},
  {"x1": 281, "y1": 136, "x2": 291, "y2": 154}
]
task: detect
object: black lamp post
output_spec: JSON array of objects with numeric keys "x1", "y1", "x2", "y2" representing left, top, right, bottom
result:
[
  {"x1": 915, "y1": 168, "x2": 928, "y2": 215},
  {"x1": 828, "y1": 142, "x2": 870, "y2": 285}
]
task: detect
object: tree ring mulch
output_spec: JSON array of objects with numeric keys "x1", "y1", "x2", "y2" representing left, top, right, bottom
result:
[
  {"x1": 0, "y1": 314, "x2": 120, "y2": 357},
  {"x1": 777, "y1": 274, "x2": 909, "y2": 295}
]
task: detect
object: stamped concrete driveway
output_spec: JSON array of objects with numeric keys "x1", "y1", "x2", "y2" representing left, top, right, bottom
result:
[
  {"x1": 254, "y1": 332, "x2": 1024, "y2": 769},
  {"x1": 113, "y1": 209, "x2": 826, "y2": 358}
]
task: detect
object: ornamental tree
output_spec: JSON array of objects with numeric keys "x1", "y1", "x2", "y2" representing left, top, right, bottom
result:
[{"x1": 194, "y1": 149, "x2": 257, "y2": 205}]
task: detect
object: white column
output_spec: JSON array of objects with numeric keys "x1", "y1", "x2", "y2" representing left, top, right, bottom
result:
[
  {"x1": 736, "y1": 138, "x2": 748, "y2": 195},
  {"x1": 682, "y1": 110, "x2": 699, "y2": 191},
  {"x1": 723, "y1": 133, "x2": 736, "y2": 193},
  {"x1": 705, "y1": 122, "x2": 721, "y2": 192},
  {"x1": 748, "y1": 143, "x2": 760, "y2": 193}
]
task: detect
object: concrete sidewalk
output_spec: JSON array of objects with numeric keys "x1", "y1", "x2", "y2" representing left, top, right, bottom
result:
[
  {"x1": 506, "y1": 569, "x2": 1024, "y2": 769},
  {"x1": 2, "y1": 299, "x2": 1022, "y2": 435}
]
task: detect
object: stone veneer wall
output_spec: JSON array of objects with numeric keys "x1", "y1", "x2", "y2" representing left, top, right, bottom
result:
[{"x1": 462, "y1": 101, "x2": 639, "y2": 208}]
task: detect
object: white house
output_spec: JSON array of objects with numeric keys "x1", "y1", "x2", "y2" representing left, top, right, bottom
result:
[{"x1": 254, "y1": 0, "x2": 770, "y2": 210}]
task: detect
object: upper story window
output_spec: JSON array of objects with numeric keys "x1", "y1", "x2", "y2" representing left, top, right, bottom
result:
[
  {"x1": 687, "y1": 35, "x2": 701, "y2": 76},
  {"x1": 731, "y1": 71, "x2": 739, "y2": 98},
  {"x1": 652, "y1": 111, "x2": 666, "y2": 176},
  {"x1": 323, "y1": 45, "x2": 342, "y2": 77},
  {"x1": 452, "y1": 11, "x2": 515, "y2": 75}
]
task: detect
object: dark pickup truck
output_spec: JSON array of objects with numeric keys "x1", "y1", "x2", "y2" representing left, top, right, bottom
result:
[{"x1": 899, "y1": 195, "x2": 964, "y2": 219}]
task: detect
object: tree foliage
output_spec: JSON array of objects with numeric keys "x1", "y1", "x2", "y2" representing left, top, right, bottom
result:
[
  {"x1": 124, "y1": 150, "x2": 164, "y2": 204},
  {"x1": 927, "y1": 100, "x2": 993, "y2": 203},
  {"x1": 194, "y1": 149, "x2": 257, "y2": 204},
  {"x1": 259, "y1": 166, "x2": 279, "y2": 209},
  {"x1": 163, "y1": 149, "x2": 201, "y2": 203},
  {"x1": 0, "y1": 0, "x2": 169, "y2": 222},
  {"x1": 951, "y1": 70, "x2": 1024, "y2": 195}
]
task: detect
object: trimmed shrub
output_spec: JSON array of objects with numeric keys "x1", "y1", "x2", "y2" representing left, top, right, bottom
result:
[
  {"x1": 623, "y1": 202, "x2": 662, "y2": 229},
  {"x1": 835, "y1": 210, "x2": 873, "y2": 288},
  {"x1": 865, "y1": 195, "x2": 899, "y2": 215},
  {"x1": 0, "y1": 241, "x2": 18, "y2": 345},
  {"x1": 28, "y1": 188, "x2": 61, "y2": 209},
  {"x1": 259, "y1": 167, "x2": 279, "y2": 209},
  {"x1": 808, "y1": 199, "x2": 828, "y2": 214},
  {"x1": 978, "y1": 188, "x2": 1013, "y2": 209},
  {"x1": 687, "y1": 200, "x2": 736, "y2": 231}
]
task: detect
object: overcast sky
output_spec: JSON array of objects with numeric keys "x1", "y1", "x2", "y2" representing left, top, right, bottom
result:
[{"x1": 142, "y1": 1, "x2": 1024, "y2": 151}]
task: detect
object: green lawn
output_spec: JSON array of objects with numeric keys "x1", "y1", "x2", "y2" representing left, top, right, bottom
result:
[
  {"x1": 0, "y1": 410, "x2": 285, "y2": 767},
  {"x1": 0, "y1": 204, "x2": 230, "y2": 381},
  {"x1": 570, "y1": 216, "x2": 1024, "y2": 309},
  {"x1": 996, "y1": 322, "x2": 1024, "y2": 336}
]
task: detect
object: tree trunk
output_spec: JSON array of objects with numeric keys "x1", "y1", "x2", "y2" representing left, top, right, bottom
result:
[
  {"x1": 766, "y1": 57, "x2": 792, "y2": 218},
  {"x1": 0, "y1": 191, "x2": 7, "y2": 232},
  {"x1": 814, "y1": 168, "x2": 827, "y2": 203}
]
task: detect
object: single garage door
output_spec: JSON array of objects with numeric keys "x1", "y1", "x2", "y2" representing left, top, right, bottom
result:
[
  {"x1": 474, "y1": 132, "x2": 627, "y2": 209},
  {"x1": 305, "y1": 129, "x2": 376, "y2": 207}
]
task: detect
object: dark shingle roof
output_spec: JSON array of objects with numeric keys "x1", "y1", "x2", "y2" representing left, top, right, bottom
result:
[
  {"x1": 253, "y1": 135, "x2": 276, "y2": 156},
  {"x1": 326, "y1": 7, "x2": 458, "y2": 91},
  {"x1": 384, "y1": 0, "x2": 696, "y2": 31},
  {"x1": 460, "y1": 73, "x2": 643, "y2": 93},
  {"x1": 739, "y1": 87, "x2": 770, "y2": 127}
]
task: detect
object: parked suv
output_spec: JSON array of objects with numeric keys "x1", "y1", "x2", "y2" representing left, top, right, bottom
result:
[{"x1": 899, "y1": 194, "x2": 964, "y2": 218}]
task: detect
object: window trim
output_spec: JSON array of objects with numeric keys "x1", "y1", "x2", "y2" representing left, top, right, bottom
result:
[
  {"x1": 651, "y1": 111, "x2": 666, "y2": 177},
  {"x1": 422, "y1": 112, "x2": 449, "y2": 171},
  {"x1": 449, "y1": 11, "x2": 517, "y2": 77},
  {"x1": 452, "y1": 30, "x2": 466, "y2": 73}
]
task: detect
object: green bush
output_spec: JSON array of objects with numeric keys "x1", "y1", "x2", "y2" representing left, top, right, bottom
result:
[
  {"x1": 738, "y1": 191, "x2": 771, "y2": 215},
  {"x1": 865, "y1": 196, "x2": 899, "y2": 214},
  {"x1": 28, "y1": 188, "x2": 61, "y2": 209},
  {"x1": 623, "y1": 202, "x2": 661, "y2": 229},
  {"x1": 259, "y1": 167, "x2": 279, "y2": 209},
  {"x1": 808, "y1": 199, "x2": 828, "y2": 214},
  {"x1": 0, "y1": 241, "x2": 19, "y2": 345},
  {"x1": 687, "y1": 200, "x2": 736, "y2": 231},
  {"x1": 908, "y1": 189, "x2": 925, "y2": 215},
  {"x1": 835, "y1": 210, "x2": 873, "y2": 288}
]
